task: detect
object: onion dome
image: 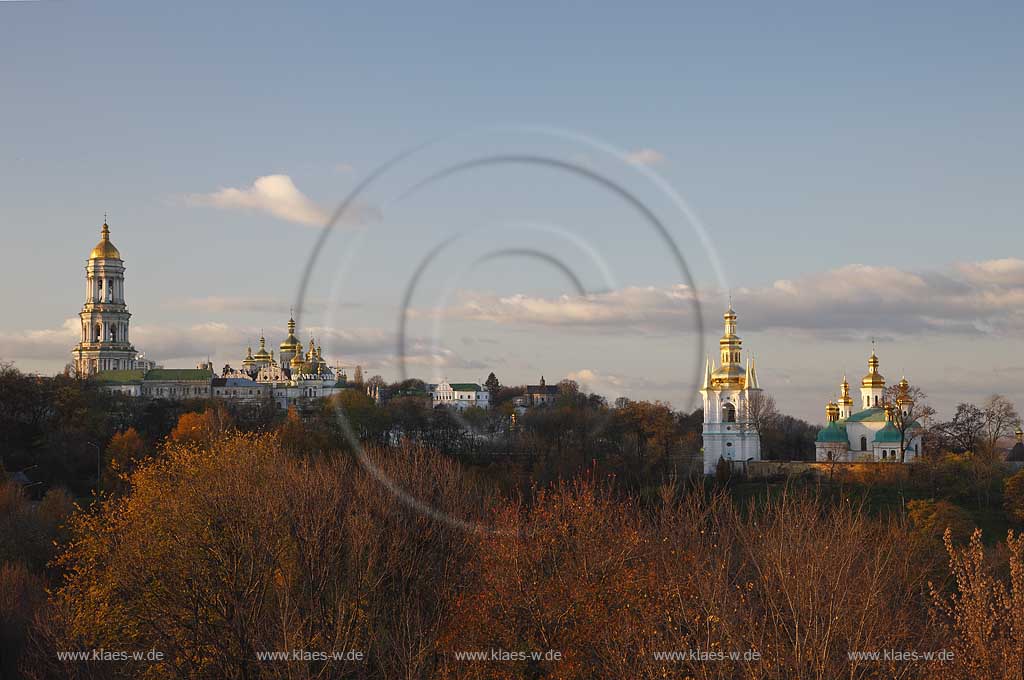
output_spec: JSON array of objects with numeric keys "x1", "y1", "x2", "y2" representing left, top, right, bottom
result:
[
  {"x1": 280, "y1": 316, "x2": 302, "y2": 353},
  {"x1": 875, "y1": 421, "x2": 902, "y2": 443},
  {"x1": 816, "y1": 420, "x2": 848, "y2": 443},
  {"x1": 861, "y1": 351, "x2": 886, "y2": 388},
  {"x1": 89, "y1": 222, "x2": 122, "y2": 260},
  {"x1": 253, "y1": 333, "x2": 272, "y2": 361},
  {"x1": 242, "y1": 346, "x2": 256, "y2": 367},
  {"x1": 825, "y1": 401, "x2": 840, "y2": 422},
  {"x1": 711, "y1": 362, "x2": 747, "y2": 386}
]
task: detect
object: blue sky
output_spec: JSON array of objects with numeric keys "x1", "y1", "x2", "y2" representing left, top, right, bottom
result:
[{"x1": 2, "y1": 1, "x2": 1023, "y2": 421}]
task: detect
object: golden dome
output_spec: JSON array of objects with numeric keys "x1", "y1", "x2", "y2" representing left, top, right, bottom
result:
[
  {"x1": 253, "y1": 334, "x2": 272, "y2": 360},
  {"x1": 279, "y1": 316, "x2": 302, "y2": 352},
  {"x1": 89, "y1": 222, "x2": 121, "y2": 260},
  {"x1": 861, "y1": 351, "x2": 886, "y2": 388},
  {"x1": 711, "y1": 362, "x2": 746, "y2": 387}
]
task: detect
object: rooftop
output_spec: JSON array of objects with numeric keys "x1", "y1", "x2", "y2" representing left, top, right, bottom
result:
[
  {"x1": 144, "y1": 368, "x2": 215, "y2": 382},
  {"x1": 91, "y1": 369, "x2": 145, "y2": 385}
]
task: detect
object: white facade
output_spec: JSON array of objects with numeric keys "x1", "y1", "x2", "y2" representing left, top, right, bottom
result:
[
  {"x1": 431, "y1": 380, "x2": 491, "y2": 410},
  {"x1": 701, "y1": 308, "x2": 763, "y2": 475},
  {"x1": 212, "y1": 377, "x2": 272, "y2": 403}
]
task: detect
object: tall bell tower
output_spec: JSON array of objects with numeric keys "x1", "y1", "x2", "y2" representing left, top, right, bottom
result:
[
  {"x1": 700, "y1": 306, "x2": 763, "y2": 474},
  {"x1": 72, "y1": 220, "x2": 137, "y2": 376}
]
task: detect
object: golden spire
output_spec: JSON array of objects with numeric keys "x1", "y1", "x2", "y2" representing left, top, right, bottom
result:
[{"x1": 1016, "y1": 426, "x2": 1023, "y2": 444}]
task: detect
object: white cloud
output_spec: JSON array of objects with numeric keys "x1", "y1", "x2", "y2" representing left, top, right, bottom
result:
[
  {"x1": 624, "y1": 148, "x2": 666, "y2": 166},
  {"x1": 423, "y1": 258, "x2": 1024, "y2": 338},
  {"x1": 187, "y1": 174, "x2": 328, "y2": 226}
]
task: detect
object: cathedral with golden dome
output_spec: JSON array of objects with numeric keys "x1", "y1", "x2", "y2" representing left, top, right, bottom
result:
[
  {"x1": 700, "y1": 306, "x2": 763, "y2": 474},
  {"x1": 230, "y1": 315, "x2": 344, "y2": 385},
  {"x1": 814, "y1": 351, "x2": 924, "y2": 463}
]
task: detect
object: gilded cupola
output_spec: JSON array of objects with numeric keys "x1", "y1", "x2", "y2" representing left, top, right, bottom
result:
[
  {"x1": 89, "y1": 222, "x2": 122, "y2": 260},
  {"x1": 280, "y1": 315, "x2": 302, "y2": 353},
  {"x1": 253, "y1": 332, "x2": 272, "y2": 361},
  {"x1": 861, "y1": 351, "x2": 886, "y2": 388}
]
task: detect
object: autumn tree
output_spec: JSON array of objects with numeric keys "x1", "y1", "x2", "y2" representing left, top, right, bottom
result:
[
  {"x1": 1004, "y1": 469, "x2": 1024, "y2": 524},
  {"x1": 101, "y1": 427, "x2": 148, "y2": 493},
  {"x1": 167, "y1": 406, "x2": 233, "y2": 447},
  {"x1": 906, "y1": 498, "x2": 976, "y2": 545},
  {"x1": 931, "y1": 529, "x2": 1024, "y2": 679},
  {"x1": 30, "y1": 434, "x2": 484, "y2": 680}
]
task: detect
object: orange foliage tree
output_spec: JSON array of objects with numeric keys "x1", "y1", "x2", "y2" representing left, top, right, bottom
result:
[{"x1": 167, "y1": 406, "x2": 234, "y2": 447}]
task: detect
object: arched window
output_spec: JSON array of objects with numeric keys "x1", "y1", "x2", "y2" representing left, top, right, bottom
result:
[
  {"x1": 723, "y1": 403, "x2": 736, "y2": 423},
  {"x1": 860, "y1": 436, "x2": 868, "y2": 451}
]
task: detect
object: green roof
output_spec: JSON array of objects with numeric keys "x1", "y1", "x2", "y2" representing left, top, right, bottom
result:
[
  {"x1": 846, "y1": 406, "x2": 887, "y2": 423},
  {"x1": 449, "y1": 383, "x2": 483, "y2": 391},
  {"x1": 874, "y1": 422, "x2": 902, "y2": 443},
  {"x1": 143, "y1": 369, "x2": 214, "y2": 382},
  {"x1": 92, "y1": 369, "x2": 145, "y2": 385},
  {"x1": 816, "y1": 421, "x2": 848, "y2": 443}
]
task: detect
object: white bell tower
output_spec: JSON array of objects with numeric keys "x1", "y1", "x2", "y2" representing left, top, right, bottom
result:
[
  {"x1": 701, "y1": 307, "x2": 763, "y2": 475},
  {"x1": 72, "y1": 220, "x2": 137, "y2": 376}
]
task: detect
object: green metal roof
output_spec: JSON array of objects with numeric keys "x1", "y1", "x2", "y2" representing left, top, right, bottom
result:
[
  {"x1": 846, "y1": 406, "x2": 887, "y2": 422},
  {"x1": 143, "y1": 369, "x2": 214, "y2": 382},
  {"x1": 816, "y1": 421, "x2": 848, "y2": 443},
  {"x1": 449, "y1": 383, "x2": 483, "y2": 391},
  {"x1": 92, "y1": 369, "x2": 145, "y2": 385},
  {"x1": 874, "y1": 422, "x2": 902, "y2": 443}
]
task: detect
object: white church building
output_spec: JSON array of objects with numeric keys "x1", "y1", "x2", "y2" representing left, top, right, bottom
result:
[
  {"x1": 701, "y1": 307, "x2": 763, "y2": 475},
  {"x1": 814, "y1": 353, "x2": 924, "y2": 463}
]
